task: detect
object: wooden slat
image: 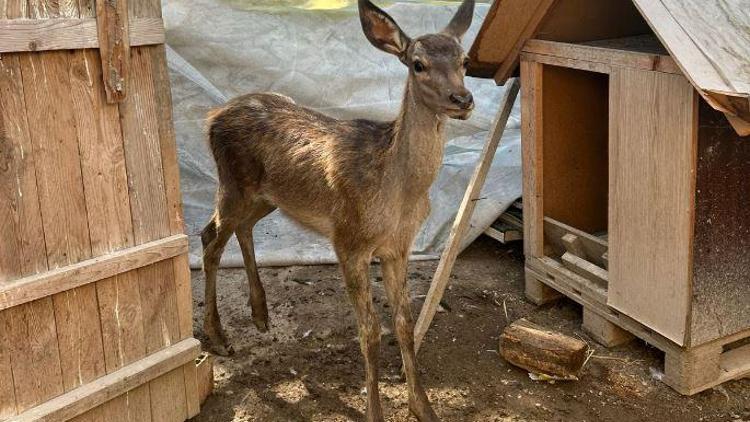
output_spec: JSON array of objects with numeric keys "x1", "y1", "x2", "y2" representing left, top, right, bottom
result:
[
  {"x1": 0, "y1": 18, "x2": 164, "y2": 53},
  {"x1": 10, "y1": 338, "x2": 200, "y2": 422},
  {"x1": 493, "y1": 0, "x2": 555, "y2": 84},
  {"x1": 523, "y1": 39, "x2": 681, "y2": 74},
  {"x1": 95, "y1": 0, "x2": 130, "y2": 102},
  {"x1": 69, "y1": 49, "x2": 134, "y2": 253},
  {"x1": 413, "y1": 79, "x2": 520, "y2": 352},
  {"x1": 0, "y1": 234, "x2": 189, "y2": 311},
  {"x1": 521, "y1": 59, "x2": 544, "y2": 258},
  {"x1": 0, "y1": 310, "x2": 17, "y2": 418},
  {"x1": 607, "y1": 67, "x2": 696, "y2": 346},
  {"x1": 119, "y1": 46, "x2": 170, "y2": 245}
]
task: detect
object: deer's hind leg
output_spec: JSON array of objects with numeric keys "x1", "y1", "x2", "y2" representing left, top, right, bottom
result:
[
  {"x1": 201, "y1": 193, "x2": 244, "y2": 356},
  {"x1": 235, "y1": 200, "x2": 276, "y2": 332}
]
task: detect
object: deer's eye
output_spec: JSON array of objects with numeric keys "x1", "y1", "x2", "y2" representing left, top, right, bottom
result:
[
  {"x1": 413, "y1": 60, "x2": 425, "y2": 73},
  {"x1": 462, "y1": 58, "x2": 470, "y2": 68}
]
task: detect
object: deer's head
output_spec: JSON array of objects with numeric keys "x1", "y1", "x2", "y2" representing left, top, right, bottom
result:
[{"x1": 359, "y1": 0, "x2": 475, "y2": 120}]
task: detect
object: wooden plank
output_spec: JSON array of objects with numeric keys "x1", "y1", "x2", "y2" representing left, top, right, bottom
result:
[
  {"x1": 493, "y1": 0, "x2": 556, "y2": 84},
  {"x1": 561, "y1": 233, "x2": 586, "y2": 258},
  {"x1": 0, "y1": 18, "x2": 164, "y2": 53},
  {"x1": 196, "y1": 353, "x2": 214, "y2": 405},
  {"x1": 119, "y1": 46, "x2": 170, "y2": 245},
  {"x1": 7, "y1": 299, "x2": 64, "y2": 412},
  {"x1": 543, "y1": 217, "x2": 608, "y2": 267},
  {"x1": 561, "y1": 252, "x2": 608, "y2": 289},
  {"x1": 149, "y1": 44, "x2": 185, "y2": 236},
  {"x1": 413, "y1": 79, "x2": 520, "y2": 352},
  {"x1": 523, "y1": 39, "x2": 681, "y2": 74},
  {"x1": 630, "y1": 0, "x2": 739, "y2": 96},
  {"x1": 582, "y1": 308, "x2": 634, "y2": 347},
  {"x1": 149, "y1": 368, "x2": 188, "y2": 422},
  {"x1": 10, "y1": 338, "x2": 200, "y2": 422},
  {"x1": 608, "y1": 68, "x2": 696, "y2": 346},
  {"x1": 69, "y1": 49, "x2": 134, "y2": 254},
  {"x1": 521, "y1": 60, "x2": 544, "y2": 258},
  {"x1": 0, "y1": 310, "x2": 17, "y2": 418},
  {"x1": 0, "y1": 234, "x2": 189, "y2": 311},
  {"x1": 95, "y1": 0, "x2": 130, "y2": 102},
  {"x1": 53, "y1": 283, "x2": 107, "y2": 391}
]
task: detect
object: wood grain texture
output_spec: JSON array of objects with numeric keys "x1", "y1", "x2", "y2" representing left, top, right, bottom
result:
[
  {"x1": 69, "y1": 48, "x2": 134, "y2": 254},
  {"x1": 10, "y1": 338, "x2": 200, "y2": 422},
  {"x1": 95, "y1": 0, "x2": 130, "y2": 102},
  {"x1": 689, "y1": 100, "x2": 750, "y2": 346},
  {"x1": 607, "y1": 68, "x2": 697, "y2": 346},
  {"x1": 0, "y1": 234, "x2": 189, "y2": 310},
  {"x1": 542, "y1": 65, "x2": 609, "y2": 234},
  {"x1": 0, "y1": 309, "x2": 17, "y2": 417},
  {"x1": 119, "y1": 46, "x2": 170, "y2": 245},
  {"x1": 521, "y1": 60, "x2": 544, "y2": 258},
  {"x1": 0, "y1": 18, "x2": 164, "y2": 53},
  {"x1": 523, "y1": 39, "x2": 681, "y2": 74}
]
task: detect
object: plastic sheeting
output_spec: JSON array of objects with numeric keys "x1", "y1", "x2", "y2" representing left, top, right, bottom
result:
[{"x1": 163, "y1": 0, "x2": 522, "y2": 268}]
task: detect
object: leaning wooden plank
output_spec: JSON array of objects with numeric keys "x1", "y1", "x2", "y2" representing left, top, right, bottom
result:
[
  {"x1": 95, "y1": 0, "x2": 130, "y2": 102},
  {"x1": 414, "y1": 79, "x2": 520, "y2": 351},
  {"x1": 500, "y1": 318, "x2": 588, "y2": 379},
  {"x1": 0, "y1": 234, "x2": 188, "y2": 311},
  {"x1": 0, "y1": 18, "x2": 164, "y2": 53},
  {"x1": 10, "y1": 338, "x2": 200, "y2": 422},
  {"x1": 119, "y1": 46, "x2": 171, "y2": 245}
]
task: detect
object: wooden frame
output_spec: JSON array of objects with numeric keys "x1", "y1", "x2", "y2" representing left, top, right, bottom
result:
[
  {"x1": 519, "y1": 38, "x2": 750, "y2": 395},
  {"x1": 0, "y1": 1, "x2": 204, "y2": 420}
]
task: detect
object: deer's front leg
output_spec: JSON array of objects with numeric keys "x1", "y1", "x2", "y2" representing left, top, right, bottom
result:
[
  {"x1": 381, "y1": 252, "x2": 440, "y2": 422},
  {"x1": 338, "y1": 250, "x2": 384, "y2": 422}
]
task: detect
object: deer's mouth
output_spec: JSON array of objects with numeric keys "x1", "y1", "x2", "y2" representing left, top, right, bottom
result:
[{"x1": 446, "y1": 107, "x2": 473, "y2": 120}]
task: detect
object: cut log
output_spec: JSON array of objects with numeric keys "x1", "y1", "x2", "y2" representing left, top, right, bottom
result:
[{"x1": 500, "y1": 319, "x2": 588, "y2": 379}]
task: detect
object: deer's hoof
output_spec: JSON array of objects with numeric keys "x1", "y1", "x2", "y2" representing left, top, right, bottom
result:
[
  {"x1": 252, "y1": 315, "x2": 269, "y2": 333},
  {"x1": 409, "y1": 402, "x2": 440, "y2": 422}
]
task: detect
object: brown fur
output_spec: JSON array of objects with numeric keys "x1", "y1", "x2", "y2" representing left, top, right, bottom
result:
[{"x1": 201, "y1": 2, "x2": 475, "y2": 421}]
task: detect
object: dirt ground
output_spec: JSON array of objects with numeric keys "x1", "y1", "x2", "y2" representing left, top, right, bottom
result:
[{"x1": 189, "y1": 237, "x2": 750, "y2": 422}]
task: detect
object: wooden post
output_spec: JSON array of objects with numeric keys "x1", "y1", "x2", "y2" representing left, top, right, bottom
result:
[
  {"x1": 95, "y1": 0, "x2": 130, "y2": 103},
  {"x1": 414, "y1": 78, "x2": 520, "y2": 352}
]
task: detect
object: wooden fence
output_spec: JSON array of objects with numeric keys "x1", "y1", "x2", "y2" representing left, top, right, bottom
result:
[{"x1": 0, "y1": 0, "x2": 202, "y2": 420}]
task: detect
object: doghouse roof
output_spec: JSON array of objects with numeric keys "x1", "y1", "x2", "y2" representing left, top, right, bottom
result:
[{"x1": 468, "y1": 0, "x2": 750, "y2": 133}]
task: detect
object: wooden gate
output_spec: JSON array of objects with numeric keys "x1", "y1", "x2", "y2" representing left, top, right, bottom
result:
[{"x1": 0, "y1": 0, "x2": 202, "y2": 420}]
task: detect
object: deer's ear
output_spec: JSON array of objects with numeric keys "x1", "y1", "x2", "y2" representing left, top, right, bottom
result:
[
  {"x1": 359, "y1": 0, "x2": 411, "y2": 61},
  {"x1": 442, "y1": 0, "x2": 475, "y2": 41}
]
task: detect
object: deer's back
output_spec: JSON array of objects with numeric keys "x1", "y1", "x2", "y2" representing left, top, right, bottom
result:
[{"x1": 207, "y1": 93, "x2": 399, "y2": 234}]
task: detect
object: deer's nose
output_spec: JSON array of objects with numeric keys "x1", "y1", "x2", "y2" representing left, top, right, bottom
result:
[{"x1": 449, "y1": 92, "x2": 474, "y2": 109}]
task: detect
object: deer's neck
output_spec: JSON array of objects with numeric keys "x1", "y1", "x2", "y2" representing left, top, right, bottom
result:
[{"x1": 389, "y1": 80, "x2": 446, "y2": 195}]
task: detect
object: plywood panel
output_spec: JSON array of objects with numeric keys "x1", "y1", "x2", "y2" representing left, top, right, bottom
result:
[
  {"x1": 542, "y1": 65, "x2": 609, "y2": 234},
  {"x1": 690, "y1": 100, "x2": 750, "y2": 346},
  {"x1": 608, "y1": 68, "x2": 697, "y2": 346}
]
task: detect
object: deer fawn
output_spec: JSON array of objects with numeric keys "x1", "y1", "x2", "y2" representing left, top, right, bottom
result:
[{"x1": 201, "y1": 1, "x2": 475, "y2": 420}]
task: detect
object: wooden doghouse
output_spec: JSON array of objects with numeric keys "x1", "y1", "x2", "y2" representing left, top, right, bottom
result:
[
  {"x1": 469, "y1": 0, "x2": 750, "y2": 394},
  {"x1": 0, "y1": 1, "x2": 207, "y2": 420}
]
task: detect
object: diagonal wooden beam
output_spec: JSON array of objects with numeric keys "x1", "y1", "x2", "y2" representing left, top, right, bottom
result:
[{"x1": 414, "y1": 78, "x2": 521, "y2": 352}]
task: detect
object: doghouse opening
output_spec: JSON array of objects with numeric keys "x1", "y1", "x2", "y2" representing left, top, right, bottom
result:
[{"x1": 541, "y1": 65, "x2": 609, "y2": 253}]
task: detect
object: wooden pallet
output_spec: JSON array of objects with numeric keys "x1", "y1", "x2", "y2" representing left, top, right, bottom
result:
[{"x1": 525, "y1": 262, "x2": 750, "y2": 395}]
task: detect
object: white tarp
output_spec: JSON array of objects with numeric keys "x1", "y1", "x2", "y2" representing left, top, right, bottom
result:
[{"x1": 162, "y1": 0, "x2": 522, "y2": 268}]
